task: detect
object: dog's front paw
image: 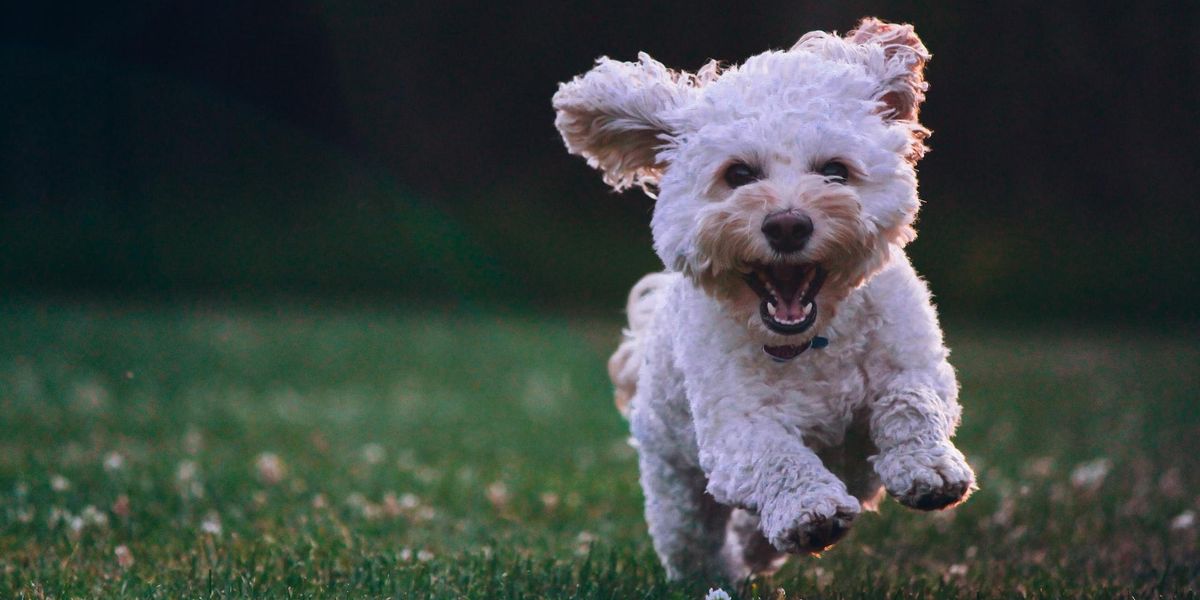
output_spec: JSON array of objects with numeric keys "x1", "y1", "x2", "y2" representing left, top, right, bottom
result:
[
  {"x1": 873, "y1": 443, "x2": 976, "y2": 510},
  {"x1": 764, "y1": 491, "x2": 860, "y2": 554}
]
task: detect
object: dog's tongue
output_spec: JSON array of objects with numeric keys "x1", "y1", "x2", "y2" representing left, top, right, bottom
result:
[{"x1": 769, "y1": 265, "x2": 808, "y2": 322}]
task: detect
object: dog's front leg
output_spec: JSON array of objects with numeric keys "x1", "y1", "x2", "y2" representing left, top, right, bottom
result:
[
  {"x1": 868, "y1": 384, "x2": 976, "y2": 510},
  {"x1": 692, "y1": 402, "x2": 861, "y2": 554}
]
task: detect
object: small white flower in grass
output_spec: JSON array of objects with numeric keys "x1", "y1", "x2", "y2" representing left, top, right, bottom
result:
[
  {"x1": 1171, "y1": 510, "x2": 1196, "y2": 530},
  {"x1": 254, "y1": 452, "x2": 287, "y2": 485},
  {"x1": 176, "y1": 460, "x2": 199, "y2": 484},
  {"x1": 704, "y1": 588, "x2": 732, "y2": 600},
  {"x1": 942, "y1": 563, "x2": 969, "y2": 584},
  {"x1": 399, "y1": 547, "x2": 413, "y2": 561},
  {"x1": 81, "y1": 505, "x2": 108, "y2": 528},
  {"x1": 346, "y1": 493, "x2": 382, "y2": 520},
  {"x1": 311, "y1": 494, "x2": 328, "y2": 510},
  {"x1": 540, "y1": 492, "x2": 560, "y2": 511},
  {"x1": 383, "y1": 492, "x2": 424, "y2": 519},
  {"x1": 175, "y1": 460, "x2": 204, "y2": 498},
  {"x1": 486, "y1": 482, "x2": 510, "y2": 509},
  {"x1": 361, "y1": 443, "x2": 386, "y2": 465},
  {"x1": 362, "y1": 503, "x2": 382, "y2": 520},
  {"x1": 103, "y1": 451, "x2": 125, "y2": 472},
  {"x1": 416, "y1": 549, "x2": 434, "y2": 562},
  {"x1": 114, "y1": 545, "x2": 134, "y2": 569},
  {"x1": 200, "y1": 512, "x2": 223, "y2": 536},
  {"x1": 574, "y1": 530, "x2": 596, "y2": 556},
  {"x1": 68, "y1": 515, "x2": 84, "y2": 536},
  {"x1": 414, "y1": 505, "x2": 436, "y2": 522},
  {"x1": 1070, "y1": 458, "x2": 1112, "y2": 492},
  {"x1": 50, "y1": 474, "x2": 71, "y2": 492}
]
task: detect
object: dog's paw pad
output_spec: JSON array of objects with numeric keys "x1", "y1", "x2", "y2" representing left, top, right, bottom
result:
[
  {"x1": 899, "y1": 478, "x2": 971, "y2": 510},
  {"x1": 786, "y1": 512, "x2": 852, "y2": 553},
  {"x1": 875, "y1": 444, "x2": 976, "y2": 511},
  {"x1": 769, "y1": 499, "x2": 859, "y2": 555}
]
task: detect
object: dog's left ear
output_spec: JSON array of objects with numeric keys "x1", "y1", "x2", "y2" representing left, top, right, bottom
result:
[
  {"x1": 553, "y1": 53, "x2": 699, "y2": 192},
  {"x1": 844, "y1": 17, "x2": 930, "y2": 123}
]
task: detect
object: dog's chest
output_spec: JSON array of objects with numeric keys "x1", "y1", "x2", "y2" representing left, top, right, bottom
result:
[
  {"x1": 747, "y1": 347, "x2": 870, "y2": 447},
  {"x1": 678, "y1": 337, "x2": 873, "y2": 450},
  {"x1": 670, "y1": 278, "x2": 885, "y2": 448}
]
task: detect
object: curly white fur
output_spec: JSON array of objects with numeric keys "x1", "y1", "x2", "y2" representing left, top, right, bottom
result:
[{"x1": 554, "y1": 18, "x2": 975, "y2": 582}]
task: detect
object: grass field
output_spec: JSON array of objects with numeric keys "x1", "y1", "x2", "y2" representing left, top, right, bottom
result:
[{"x1": 0, "y1": 300, "x2": 1196, "y2": 598}]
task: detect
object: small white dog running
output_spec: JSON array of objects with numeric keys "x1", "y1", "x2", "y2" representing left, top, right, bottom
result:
[{"x1": 554, "y1": 18, "x2": 976, "y2": 581}]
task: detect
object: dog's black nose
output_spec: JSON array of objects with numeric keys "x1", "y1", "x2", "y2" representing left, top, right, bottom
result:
[{"x1": 761, "y1": 210, "x2": 813, "y2": 253}]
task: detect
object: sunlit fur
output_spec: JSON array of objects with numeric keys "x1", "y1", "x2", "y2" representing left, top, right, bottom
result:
[{"x1": 554, "y1": 17, "x2": 975, "y2": 583}]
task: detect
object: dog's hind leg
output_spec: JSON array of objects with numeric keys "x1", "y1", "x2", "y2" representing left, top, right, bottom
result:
[
  {"x1": 637, "y1": 450, "x2": 731, "y2": 581},
  {"x1": 722, "y1": 509, "x2": 787, "y2": 580}
]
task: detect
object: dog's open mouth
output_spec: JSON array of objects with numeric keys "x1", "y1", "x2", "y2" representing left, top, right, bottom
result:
[{"x1": 742, "y1": 263, "x2": 827, "y2": 335}]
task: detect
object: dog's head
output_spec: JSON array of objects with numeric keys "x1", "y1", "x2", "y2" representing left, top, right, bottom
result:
[{"x1": 554, "y1": 18, "x2": 931, "y2": 346}]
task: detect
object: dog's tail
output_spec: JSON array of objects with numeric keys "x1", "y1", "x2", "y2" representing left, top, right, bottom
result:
[{"x1": 608, "y1": 271, "x2": 678, "y2": 418}]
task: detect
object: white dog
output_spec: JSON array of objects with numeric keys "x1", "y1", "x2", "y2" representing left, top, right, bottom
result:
[{"x1": 553, "y1": 18, "x2": 976, "y2": 581}]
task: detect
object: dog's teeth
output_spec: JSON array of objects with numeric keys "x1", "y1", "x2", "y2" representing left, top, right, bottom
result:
[{"x1": 766, "y1": 302, "x2": 777, "y2": 316}]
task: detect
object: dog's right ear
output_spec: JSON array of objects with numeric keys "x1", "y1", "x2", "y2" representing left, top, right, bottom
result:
[
  {"x1": 844, "y1": 18, "x2": 930, "y2": 124},
  {"x1": 553, "y1": 53, "x2": 698, "y2": 192}
]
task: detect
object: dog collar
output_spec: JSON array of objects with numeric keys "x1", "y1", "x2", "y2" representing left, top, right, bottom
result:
[{"x1": 763, "y1": 336, "x2": 828, "y2": 362}]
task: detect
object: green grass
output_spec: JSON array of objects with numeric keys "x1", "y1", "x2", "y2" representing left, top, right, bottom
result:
[{"x1": 0, "y1": 300, "x2": 1196, "y2": 598}]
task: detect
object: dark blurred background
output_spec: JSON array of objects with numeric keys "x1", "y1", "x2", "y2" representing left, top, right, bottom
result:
[{"x1": 2, "y1": 1, "x2": 1196, "y2": 321}]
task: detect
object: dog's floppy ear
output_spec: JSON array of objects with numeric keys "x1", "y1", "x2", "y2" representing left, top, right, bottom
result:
[
  {"x1": 844, "y1": 17, "x2": 930, "y2": 123},
  {"x1": 553, "y1": 53, "x2": 697, "y2": 192}
]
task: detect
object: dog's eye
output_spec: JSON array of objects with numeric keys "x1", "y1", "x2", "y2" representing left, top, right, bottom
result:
[
  {"x1": 818, "y1": 161, "x2": 850, "y2": 183},
  {"x1": 723, "y1": 163, "x2": 760, "y2": 188}
]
